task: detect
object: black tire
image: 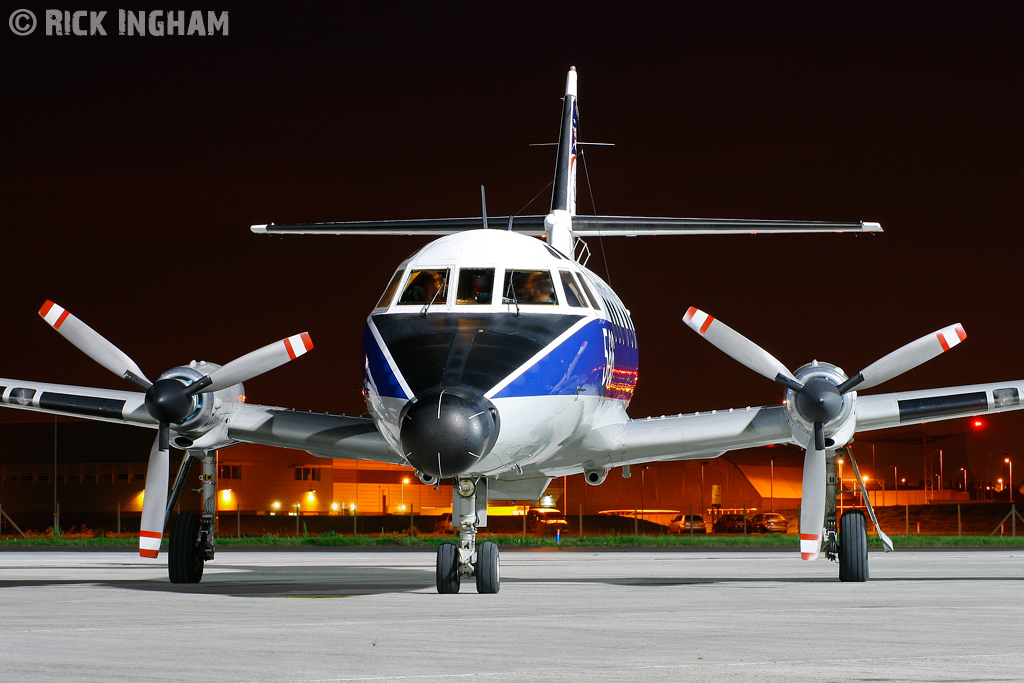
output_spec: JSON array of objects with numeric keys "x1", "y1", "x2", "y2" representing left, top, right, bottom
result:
[
  {"x1": 168, "y1": 511, "x2": 205, "y2": 584},
  {"x1": 475, "y1": 541, "x2": 500, "y2": 594},
  {"x1": 839, "y1": 509, "x2": 869, "y2": 582},
  {"x1": 436, "y1": 542, "x2": 460, "y2": 594}
]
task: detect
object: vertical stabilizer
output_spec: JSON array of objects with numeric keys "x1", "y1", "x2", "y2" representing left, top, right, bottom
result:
[{"x1": 546, "y1": 67, "x2": 578, "y2": 256}]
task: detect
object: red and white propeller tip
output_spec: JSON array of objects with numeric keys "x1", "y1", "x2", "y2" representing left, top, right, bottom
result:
[
  {"x1": 196, "y1": 332, "x2": 314, "y2": 394},
  {"x1": 39, "y1": 300, "x2": 69, "y2": 329},
  {"x1": 139, "y1": 436, "x2": 169, "y2": 558}
]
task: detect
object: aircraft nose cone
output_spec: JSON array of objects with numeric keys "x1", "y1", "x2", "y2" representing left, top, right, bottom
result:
[{"x1": 399, "y1": 388, "x2": 500, "y2": 479}]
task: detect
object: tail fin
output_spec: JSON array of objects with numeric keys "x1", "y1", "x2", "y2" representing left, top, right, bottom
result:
[
  {"x1": 546, "y1": 67, "x2": 578, "y2": 255},
  {"x1": 550, "y1": 67, "x2": 578, "y2": 215}
]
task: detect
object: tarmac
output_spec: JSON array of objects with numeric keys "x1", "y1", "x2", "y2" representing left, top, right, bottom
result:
[{"x1": 1, "y1": 548, "x2": 1022, "y2": 682}]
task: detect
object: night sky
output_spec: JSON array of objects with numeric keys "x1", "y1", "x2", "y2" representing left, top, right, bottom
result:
[{"x1": 3, "y1": 4, "x2": 1024, "y2": 454}]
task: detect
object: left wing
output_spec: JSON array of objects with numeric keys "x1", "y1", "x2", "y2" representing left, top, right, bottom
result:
[
  {"x1": 557, "y1": 379, "x2": 1024, "y2": 476},
  {"x1": 226, "y1": 402, "x2": 397, "y2": 463}
]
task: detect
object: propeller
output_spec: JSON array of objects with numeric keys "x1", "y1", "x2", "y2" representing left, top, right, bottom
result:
[
  {"x1": 39, "y1": 300, "x2": 313, "y2": 557},
  {"x1": 683, "y1": 306, "x2": 966, "y2": 560}
]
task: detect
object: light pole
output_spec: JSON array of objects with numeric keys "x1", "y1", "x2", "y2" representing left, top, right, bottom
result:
[
  {"x1": 770, "y1": 456, "x2": 776, "y2": 512},
  {"x1": 640, "y1": 466, "x2": 646, "y2": 522},
  {"x1": 961, "y1": 468, "x2": 967, "y2": 495},
  {"x1": 938, "y1": 449, "x2": 944, "y2": 496},
  {"x1": 894, "y1": 466, "x2": 899, "y2": 506},
  {"x1": 1006, "y1": 458, "x2": 1014, "y2": 503}
]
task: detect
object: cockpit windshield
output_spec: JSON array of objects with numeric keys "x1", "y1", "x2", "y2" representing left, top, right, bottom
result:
[
  {"x1": 456, "y1": 268, "x2": 494, "y2": 304},
  {"x1": 398, "y1": 269, "x2": 449, "y2": 305},
  {"x1": 376, "y1": 270, "x2": 404, "y2": 308},
  {"x1": 503, "y1": 270, "x2": 557, "y2": 305}
]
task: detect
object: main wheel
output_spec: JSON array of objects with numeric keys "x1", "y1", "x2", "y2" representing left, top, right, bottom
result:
[
  {"x1": 168, "y1": 511, "x2": 205, "y2": 584},
  {"x1": 839, "y1": 509, "x2": 868, "y2": 582},
  {"x1": 436, "y1": 542, "x2": 460, "y2": 594},
  {"x1": 475, "y1": 541, "x2": 500, "y2": 594}
]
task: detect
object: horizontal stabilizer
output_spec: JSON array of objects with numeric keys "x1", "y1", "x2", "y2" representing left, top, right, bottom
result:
[
  {"x1": 568, "y1": 216, "x2": 881, "y2": 236},
  {"x1": 252, "y1": 216, "x2": 881, "y2": 236}
]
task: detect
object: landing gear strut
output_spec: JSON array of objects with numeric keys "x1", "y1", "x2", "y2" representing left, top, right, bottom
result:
[
  {"x1": 436, "y1": 477, "x2": 500, "y2": 594},
  {"x1": 166, "y1": 449, "x2": 217, "y2": 584}
]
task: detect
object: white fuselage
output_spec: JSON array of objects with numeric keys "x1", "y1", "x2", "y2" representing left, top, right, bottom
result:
[{"x1": 361, "y1": 229, "x2": 638, "y2": 479}]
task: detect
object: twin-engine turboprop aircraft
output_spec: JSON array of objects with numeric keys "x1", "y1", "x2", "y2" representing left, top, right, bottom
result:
[{"x1": 4, "y1": 68, "x2": 1023, "y2": 592}]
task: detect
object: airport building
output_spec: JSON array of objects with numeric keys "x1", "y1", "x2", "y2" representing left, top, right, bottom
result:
[{"x1": 0, "y1": 417, "x2": 1006, "y2": 534}]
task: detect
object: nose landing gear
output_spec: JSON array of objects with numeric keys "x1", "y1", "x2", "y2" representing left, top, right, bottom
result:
[{"x1": 435, "y1": 476, "x2": 500, "y2": 594}]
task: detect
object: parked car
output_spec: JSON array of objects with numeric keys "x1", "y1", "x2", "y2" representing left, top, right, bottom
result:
[
  {"x1": 711, "y1": 514, "x2": 748, "y2": 534},
  {"x1": 434, "y1": 513, "x2": 454, "y2": 534},
  {"x1": 668, "y1": 514, "x2": 706, "y2": 534},
  {"x1": 526, "y1": 508, "x2": 569, "y2": 534},
  {"x1": 748, "y1": 512, "x2": 789, "y2": 534}
]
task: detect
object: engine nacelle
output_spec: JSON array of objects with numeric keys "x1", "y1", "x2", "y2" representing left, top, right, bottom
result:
[
  {"x1": 584, "y1": 467, "x2": 610, "y2": 486},
  {"x1": 784, "y1": 361, "x2": 857, "y2": 449},
  {"x1": 162, "y1": 361, "x2": 245, "y2": 450}
]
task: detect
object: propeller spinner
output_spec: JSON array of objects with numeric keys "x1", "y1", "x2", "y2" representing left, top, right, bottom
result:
[
  {"x1": 683, "y1": 306, "x2": 966, "y2": 560},
  {"x1": 39, "y1": 300, "x2": 313, "y2": 558}
]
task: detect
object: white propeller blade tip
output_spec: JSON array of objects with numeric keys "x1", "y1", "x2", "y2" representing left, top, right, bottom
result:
[
  {"x1": 39, "y1": 300, "x2": 70, "y2": 329},
  {"x1": 139, "y1": 530, "x2": 162, "y2": 558},
  {"x1": 938, "y1": 324, "x2": 966, "y2": 352},
  {"x1": 284, "y1": 332, "x2": 314, "y2": 359},
  {"x1": 683, "y1": 307, "x2": 713, "y2": 334},
  {"x1": 800, "y1": 533, "x2": 821, "y2": 561}
]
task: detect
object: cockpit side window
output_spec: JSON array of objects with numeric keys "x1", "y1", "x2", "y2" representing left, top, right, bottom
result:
[
  {"x1": 376, "y1": 270, "x2": 404, "y2": 308},
  {"x1": 503, "y1": 270, "x2": 558, "y2": 305},
  {"x1": 456, "y1": 268, "x2": 495, "y2": 305},
  {"x1": 576, "y1": 273, "x2": 601, "y2": 310},
  {"x1": 559, "y1": 271, "x2": 586, "y2": 308},
  {"x1": 398, "y1": 269, "x2": 449, "y2": 305}
]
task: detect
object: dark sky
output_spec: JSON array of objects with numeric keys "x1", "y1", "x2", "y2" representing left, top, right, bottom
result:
[{"x1": 3, "y1": 4, "x2": 1024, "y2": 453}]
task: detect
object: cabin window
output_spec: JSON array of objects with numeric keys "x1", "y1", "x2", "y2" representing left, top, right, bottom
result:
[
  {"x1": 503, "y1": 270, "x2": 558, "y2": 305},
  {"x1": 376, "y1": 270, "x2": 404, "y2": 308},
  {"x1": 456, "y1": 268, "x2": 495, "y2": 304},
  {"x1": 398, "y1": 269, "x2": 449, "y2": 305},
  {"x1": 559, "y1": 271, "x2": 586, "y2": 308}
]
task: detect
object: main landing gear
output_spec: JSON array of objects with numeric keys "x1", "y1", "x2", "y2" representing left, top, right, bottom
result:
[
  {"x1": 436, "y1": 476, "x2": 500, "y2": 594},
  {"x1": 166, "y1": 449, "x2": 217, "y2": 584},
  {"x1": 825, "y1": 448, "x2": 893, "y2": 583}
]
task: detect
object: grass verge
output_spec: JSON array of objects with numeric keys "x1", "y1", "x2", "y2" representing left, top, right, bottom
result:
[{"x1": 2, "y1": 532, "x2": 1023, "y2": 549}]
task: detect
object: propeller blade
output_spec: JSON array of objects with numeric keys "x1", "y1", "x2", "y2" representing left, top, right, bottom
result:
[
  {"x1": 683, "y1": 307, "x2": 801, "y2": 389},
  {"x1": 799, "y1": 437, "x2": 826, "y2": 561},
  {"x1": 838, "y1": 323, "x2": 966, "y2": 393},
  {"x1": 139, "y1": 430, "x2": 169, "y2": 558},
  {"x1": 186, "y1": 333, "x2": 314, "y2": 396},
  {"x1": 39, "y1": 301, "x2": 152, "y2": 389}
]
